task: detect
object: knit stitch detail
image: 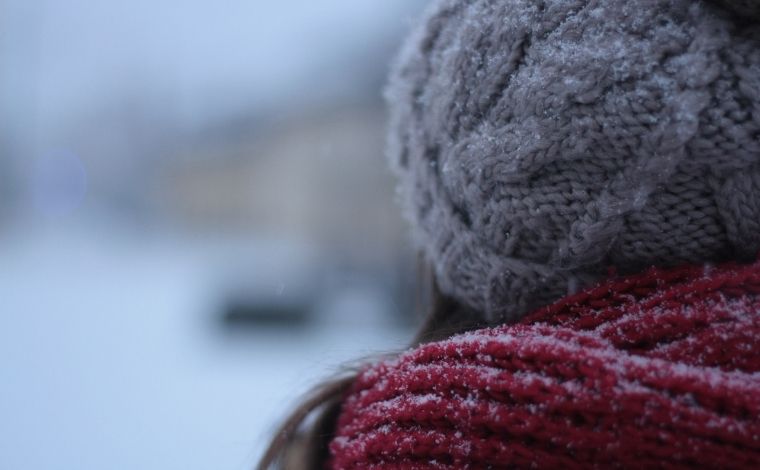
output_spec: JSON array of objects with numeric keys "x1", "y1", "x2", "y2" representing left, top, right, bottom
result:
[
  {"x1": 328, "y1": 260, "x2": 760, "y2": 469},
  {"x1": 387, "y1": 0, "x2": 760, "y2": 322}
]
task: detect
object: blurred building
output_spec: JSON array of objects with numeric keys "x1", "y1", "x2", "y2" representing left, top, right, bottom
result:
[
  {"x1": 0, "y1": 1, "x2": 429, "y2": 469},
  {"x1": 1, "y1": 0, "x2": 427, "y2": 322}
]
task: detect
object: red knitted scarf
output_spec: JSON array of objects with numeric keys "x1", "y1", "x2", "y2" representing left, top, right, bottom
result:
[{"x1": 328, "y1": 261, "x2": 760, "y2": 469}]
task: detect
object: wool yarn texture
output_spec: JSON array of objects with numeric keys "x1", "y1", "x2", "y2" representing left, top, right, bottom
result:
[
  {"x1": 387, "y1": 0, "x2": 760, "y2": 322},
  {"x1": 328, "y1": 259, "x2": 760, "y2": 469}
]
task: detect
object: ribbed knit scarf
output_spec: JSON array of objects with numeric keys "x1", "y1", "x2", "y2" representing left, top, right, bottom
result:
[{"x1": 328, "y1": 261, "x2": 760, "y2": 469}]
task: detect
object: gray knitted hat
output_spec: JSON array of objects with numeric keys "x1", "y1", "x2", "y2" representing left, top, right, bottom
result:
[{"x1": 387, "y1": 0, "x2": 760, "y2": 322}]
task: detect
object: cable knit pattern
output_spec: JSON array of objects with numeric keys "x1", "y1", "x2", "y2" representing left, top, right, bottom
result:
[
  {"x1": 386, "y1": 0, "x2": 760, "y2": 321},
  {"x1": 328, "y1": 260, "x2": 760, "y2": 469}
]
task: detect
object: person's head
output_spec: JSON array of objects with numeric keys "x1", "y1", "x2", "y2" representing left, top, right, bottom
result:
[
  {"x1": 259, "y1": 1, "x2": 760, "y2": 467},
  {"x1": 388, "y1": 0, "x2": 760, "y2": 323}
]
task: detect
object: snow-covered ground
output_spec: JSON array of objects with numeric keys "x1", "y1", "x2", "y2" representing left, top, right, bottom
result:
[
  {"x1": 0, "y1": 2, "x2": 426, "y2": 466},
  {"x1": 0, "y1": 220, "x2": 411, "y2": 469}
]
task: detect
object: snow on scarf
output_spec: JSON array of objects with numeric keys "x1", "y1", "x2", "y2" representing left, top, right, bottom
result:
[{"x1": 329, "y1": 260, "x2": 760, "y2": 469}]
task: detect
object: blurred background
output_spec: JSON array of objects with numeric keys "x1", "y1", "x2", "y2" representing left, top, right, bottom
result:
[{"x1": 0, "y1": 1, "x2": 428, "y2": 468}]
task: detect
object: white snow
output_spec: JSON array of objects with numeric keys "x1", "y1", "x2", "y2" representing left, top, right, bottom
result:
[{"x1": 0, "y1": 219, "x2": 410, "y2": 470}]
